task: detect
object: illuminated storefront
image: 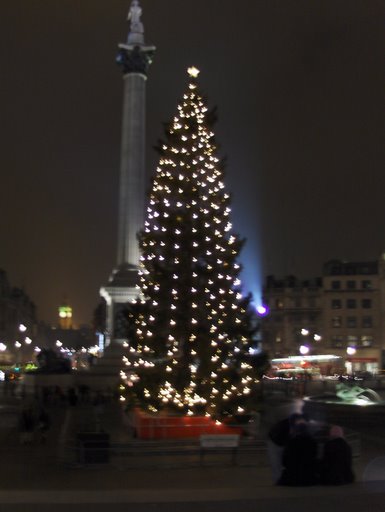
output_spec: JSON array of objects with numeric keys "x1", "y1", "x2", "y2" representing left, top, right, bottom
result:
[{"x1": 271, "y1": 354, "x2": 343, "y2": 377}]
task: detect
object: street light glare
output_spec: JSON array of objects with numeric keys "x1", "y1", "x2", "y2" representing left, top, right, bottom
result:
[{"x1": 299, "y1": 344, "x2": 310, "y2": 355}]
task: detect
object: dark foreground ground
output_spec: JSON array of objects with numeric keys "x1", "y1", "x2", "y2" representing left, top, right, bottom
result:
[{"x1": 0, "y1": 391, "x2": 384, "y2": 511}]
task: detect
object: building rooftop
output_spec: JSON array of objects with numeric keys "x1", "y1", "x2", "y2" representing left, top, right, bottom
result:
[
  {"x1": 323, "y1": 260, "x2": 378, "y2": 276},
  {"x1": 265, "y1": 275, "x2": 322, "y2": 290}
]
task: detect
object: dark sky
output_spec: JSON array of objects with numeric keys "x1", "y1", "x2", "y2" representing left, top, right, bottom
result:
[{"x1": 1, "y1": 1, "x2": 385, "y2": 326}]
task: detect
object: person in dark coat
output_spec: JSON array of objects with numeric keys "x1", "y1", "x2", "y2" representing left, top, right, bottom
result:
[
  {"x1": 19, "y1": 407, "x2": 36, "y2": 445},
  {"x1": 268, "y1": 413, "x2": 304, "y2": 447},
  {"x1": 37, "y1": 407, "x2": 51, "y2": 444},
  {"x1": 267, "y1": 413, "x2": 305, "y2": 483},
  {"x1": 320, "y1": 425, "x2": 354, "y2": 485},
  {"x1": 278, "y1": 422, "x2": 318, "y2": 486}
]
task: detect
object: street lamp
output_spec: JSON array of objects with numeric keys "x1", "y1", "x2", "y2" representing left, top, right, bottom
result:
[
  {"x1": 299, "y1": 328, "x2": 322, "y2": 354},
  {"x1": 299, "y1": 344, "x2": 310, "y2": 355}
]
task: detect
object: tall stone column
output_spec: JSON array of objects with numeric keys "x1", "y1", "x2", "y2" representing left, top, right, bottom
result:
[
  {"x1": 117, "y1": 72, "x2": 146, "y2": 268},
  {"x1": 100, "y1": 1, "x2": 155, "y2": 347}
]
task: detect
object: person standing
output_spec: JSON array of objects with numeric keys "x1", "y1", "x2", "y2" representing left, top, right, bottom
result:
[
  {"x1": 37, "y1": 407, "x2": 51, "y2": 444},
  {"x1": 320, "y1": 425, "x2": 354, "y2": 485},
  {"x1": 278, "y1": 422, "x2": 318, "y2": 486},
  {"x1": 267, "y1": 413, "x2": 305, "y2": 483},
  {"x1": 19, "y1": 407, "x2": 36, "y2": 445}
]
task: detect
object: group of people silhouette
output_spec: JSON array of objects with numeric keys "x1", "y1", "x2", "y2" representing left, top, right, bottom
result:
[{"x1": 268, "y1": 412, "x2": 355, "y2": 486}]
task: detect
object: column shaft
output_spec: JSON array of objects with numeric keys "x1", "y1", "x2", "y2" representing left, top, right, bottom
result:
[{"x1": 117, "y1": 72, "x2": 146, "y2": 266}]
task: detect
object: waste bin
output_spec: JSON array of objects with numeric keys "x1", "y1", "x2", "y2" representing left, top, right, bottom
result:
[{"x1": 77, "y1": 432, "x2": 110, "y2": 463}]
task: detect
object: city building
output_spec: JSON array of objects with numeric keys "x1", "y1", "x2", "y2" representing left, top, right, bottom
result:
[
  {"x1": 0, "y1": 269, "x2": 37, "y2": 364},
  {"x1": 322, "y1": 257, "x2": 385, "y2": 374},
  {"x1": 261, "y1": 254, "x2": 385, "y2": 374},
  {"x1": 261, "y1": 274, "x2": 323, "y2": 357}
]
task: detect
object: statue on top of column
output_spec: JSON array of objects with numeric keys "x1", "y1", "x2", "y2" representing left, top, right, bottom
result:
[
  {"x1": 128, "y1": 0, "x2": 144, "y2": 38},
  {"x1": 118, "y1": 0, "x2": 154, "y2": 73}
]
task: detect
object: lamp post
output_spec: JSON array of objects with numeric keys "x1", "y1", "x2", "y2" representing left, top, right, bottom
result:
[
  {"x1": 298, "y1": 327, "x2": 323, "y2": 379},
  {"x1": 18, "y1": 323, "x2": 33, "y2": 365},
  {"x1": 299, "y1": 344, "x2": 310, "y2": 355},
  {"x1": 299, "y1": 328, "x2": 322, "y2": 355},
  {"x1": 346, "y1": 346, "x2": 356, "y2": 375}
]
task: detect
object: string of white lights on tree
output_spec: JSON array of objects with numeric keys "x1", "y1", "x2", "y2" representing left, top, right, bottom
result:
[{"x1": 120, "y1": 67, "x2": 264, "y2": 418}]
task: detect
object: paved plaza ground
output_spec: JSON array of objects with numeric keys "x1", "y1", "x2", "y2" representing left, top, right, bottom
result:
[{"x1": 0, "y1": 391, "x2": 384, "y2": 511}]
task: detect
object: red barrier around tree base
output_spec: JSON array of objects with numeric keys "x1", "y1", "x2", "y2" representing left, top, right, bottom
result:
[{"x1": 133, "y1": 408, "x2": 242, "y2": 439}]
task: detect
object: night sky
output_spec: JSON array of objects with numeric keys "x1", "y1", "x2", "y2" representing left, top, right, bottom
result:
[{"x1": 1, "y1": 1, "x2": 385, "y2": 326}]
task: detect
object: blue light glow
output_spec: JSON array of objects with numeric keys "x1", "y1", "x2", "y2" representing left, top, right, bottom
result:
[
  {"x1": 256, "y1": 304, "x2": 269, "y2": 316},
  {"x1": 239, "y1": 240, "x2": 262, "y2": 308}
]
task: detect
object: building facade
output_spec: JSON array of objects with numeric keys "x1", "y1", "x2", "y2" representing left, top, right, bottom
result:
[
  {"x1": 261, "y1": 275, "x2": 323, "y2": 358},
  {"x1": 262, "y1": 255, "x2": 385, "y2": 374},
  {"x1": 322, "y1": 258, "x2": 385, "y2": 374},
  {"x1": 0, "y1": 269, "x2": 37, "y2": 364}
]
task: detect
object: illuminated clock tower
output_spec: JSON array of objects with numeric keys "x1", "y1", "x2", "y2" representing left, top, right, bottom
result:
[
  {"x1": 100, "y1": 0, "x2": 155, "y2": 347},
  {"x1": 58, "y1": 304, "x2": 73, "y2": 330}
]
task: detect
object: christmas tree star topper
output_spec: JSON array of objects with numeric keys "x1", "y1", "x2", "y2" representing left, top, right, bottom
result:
[{"x1": 187, "y1": 66, "x2": 200, "y2": 78}]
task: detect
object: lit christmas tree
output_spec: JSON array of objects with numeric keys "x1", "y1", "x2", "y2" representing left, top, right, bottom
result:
[{"x1": 121, "y1": 67, "x2": 266, "y2": 417}]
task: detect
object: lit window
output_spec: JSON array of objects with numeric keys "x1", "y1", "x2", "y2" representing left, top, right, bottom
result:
[
  {"x1": 275, "y1": 299, "x2": 284, "y2": 309},
  {"x1": 360, "y1": 335, "x2": 373, "y2": 347},
  {"x1": 332, "y1": 316, "x2": 342, "y2": 328}
]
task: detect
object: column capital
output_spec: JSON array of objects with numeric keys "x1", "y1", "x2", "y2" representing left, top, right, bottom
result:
[{"x1": 116, "y1": 44, "x2": 155, "y2": 76}]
